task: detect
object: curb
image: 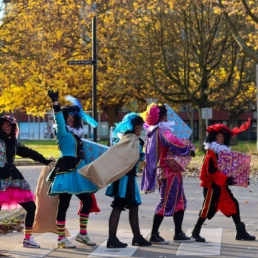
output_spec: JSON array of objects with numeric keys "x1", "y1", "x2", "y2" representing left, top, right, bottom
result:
[{"x1": 0, "y1": 208, "x2": 25, "y2": 221}]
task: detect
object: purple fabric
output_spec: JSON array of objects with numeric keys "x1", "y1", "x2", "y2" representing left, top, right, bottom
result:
[
  {"x1": 155, "y1": 169, "x2": 186, "y2": 216},
  {"x1": 141, "y1": 127, "x2": 158, "y2": 193},
  {"x1": 141, "y1": 126, "x2": 191, "y2": 193},
  {"x1": 159, "y1": 127, "x2": 190, "y2": 156},
  {"x1": 141, "y1": 126, "x2": 189, "y2": 214}
]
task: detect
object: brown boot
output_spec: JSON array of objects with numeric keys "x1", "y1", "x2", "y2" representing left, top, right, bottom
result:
[{"x1": 236, "y1": 222, "x2": 256, "y2": 241}]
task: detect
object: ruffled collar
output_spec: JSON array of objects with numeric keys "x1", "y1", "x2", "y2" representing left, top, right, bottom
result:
[
  {"x1": 203, "y1": 141, "x2": 231, "y2": 154},
  {"x1": 66, "y1": 125, "x2": 83, "y2": 137},
  {"x1": 146, "y1": 121, "x2": 176, "y2": 133}
]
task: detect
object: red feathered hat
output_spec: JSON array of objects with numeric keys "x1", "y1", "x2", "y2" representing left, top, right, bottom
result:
[{"x1": 206, "y1": 118, "x2": 251, "y2": 137}]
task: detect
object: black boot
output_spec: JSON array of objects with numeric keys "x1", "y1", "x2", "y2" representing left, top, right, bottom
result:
[
  {"x1": 191, "y1": 225, "x2": 205, "y2": 242},
  {"x1": 236, "y1": 222, "x2": 256, "y2": 241}
]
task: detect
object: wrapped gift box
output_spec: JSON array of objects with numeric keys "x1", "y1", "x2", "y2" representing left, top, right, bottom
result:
[
  {"x1": 217, "y1": 151, "x2": 250, "y2": 187},
  {"x1": 164, "y1": 154, "x2": 192, "y2": 172},
  {"x1": 165, "y1": 104, "x2": 192, "y2": 139},
  {"x1": 164, "y1": 139, "x2": 195, "y2": 172}
]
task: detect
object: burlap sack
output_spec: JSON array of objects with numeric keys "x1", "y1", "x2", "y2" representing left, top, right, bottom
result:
[
  {"x1": 33, "y1": 160, "x2": 70, "y2": 236},
  {"x1": 78, "y1": 134, "x2": 140, "y2": 189}
]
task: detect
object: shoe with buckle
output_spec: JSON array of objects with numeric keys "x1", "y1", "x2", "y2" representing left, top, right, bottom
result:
[
  {"x1": 57, "y1": 237, "x2": 76, "y2": 248},
  {"x1": 76, "y1": 233, "x2": 96, "y2": 246},
  {"x1": 174, "y1": 232, "x2": 195, "y2": 243},
  {"x1": 132, "y1": 235, "x2": 152, "y2": 246},
  {"x1": 149, "y1": 233, "x2": 169, "y2": 244},
  {"x1": 23, "y1": 236, "x2": 40, "y2": 248}
]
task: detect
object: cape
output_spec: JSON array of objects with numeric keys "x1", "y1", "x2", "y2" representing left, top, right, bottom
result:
[{"x1": 78, "y1": 133, "x2": 140, "y2": 189}]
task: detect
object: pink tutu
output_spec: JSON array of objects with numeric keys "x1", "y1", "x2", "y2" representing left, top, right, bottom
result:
[{"x1": 0, "y1": 187, "x2": 35, "y2": 210}]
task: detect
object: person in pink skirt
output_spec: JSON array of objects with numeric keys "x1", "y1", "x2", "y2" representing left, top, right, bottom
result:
[{"x1": 0, "y1": 115, "x2": 52, "y2": 248}]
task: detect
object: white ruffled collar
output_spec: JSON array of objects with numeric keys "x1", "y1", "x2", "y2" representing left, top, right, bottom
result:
[
  {"x1": 147, "y1": 121, "x2": 176, "y2": 133},
  {"x1": 203, "y1": 141, "x2": 231, "y2": 154},
  {"x1": 66, "y1": 125, "x2": 83, "y2": 137}
]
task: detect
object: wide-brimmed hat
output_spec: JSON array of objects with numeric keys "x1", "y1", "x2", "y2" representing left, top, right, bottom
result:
[
  {"x1": 206, "y1": 118, "x2": 250, "y2": 137},
  {"x1": 141, "y1": 103, "x2": 167, "y2": 126}
]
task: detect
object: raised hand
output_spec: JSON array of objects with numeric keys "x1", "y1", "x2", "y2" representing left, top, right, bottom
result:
[{"x1": 47, "y1": 90, "x2": 59, "y2": 102}]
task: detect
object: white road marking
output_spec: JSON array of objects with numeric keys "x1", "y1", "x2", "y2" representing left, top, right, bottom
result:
[
  {"x1": 176, "y1": 228, "x2": 222, "y2": 256},
  {"x1": 8, "y1": 230, "x2": 78, "y2": 258},
  {"x1": 88, "y1": 229, "x2": 150, "y2": 257}
]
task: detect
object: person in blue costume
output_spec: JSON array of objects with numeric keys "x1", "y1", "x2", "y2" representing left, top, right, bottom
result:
[
  {"x1": 47, "y1": 90, "x2": 99, "y2": 249},
  {"x1": 105, "y1": 113, "x2": 152, "y2": 248}
]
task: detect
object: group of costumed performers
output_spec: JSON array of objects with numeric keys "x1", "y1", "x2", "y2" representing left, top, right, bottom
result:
[
  {"x1": 140, "y1": 103, "x2": 196, "y2": 244},
  {"x1": 0, "y1": 116, "x2": 53, "y2": 248},
  {"x1": 190, "y1": 120, "x2": 256, "y2": 242},
  {"x1": 45, "y1": 90, "x2": 100, "y2": 249},
  {"x1": 1, "y1": 96, "x2": 256, "y2": 250}
]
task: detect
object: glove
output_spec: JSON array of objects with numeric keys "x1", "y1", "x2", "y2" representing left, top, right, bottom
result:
[
  {"x1": 47, "y1": 89, "x2": 59, "y2": 102},
  {"x1": 42, "y1": 159, "x2": 53, "y2": 165},
  {"x1": 190, "y1": 149, "x2": 196, "y2": 157},
  {"x1": 226, "y1": 176, "x2": 237, "y2": 186}
]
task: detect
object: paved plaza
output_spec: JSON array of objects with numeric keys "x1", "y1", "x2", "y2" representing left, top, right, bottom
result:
[{"x1": 0, "y1": 166, "x2": 258, "y2": 257}]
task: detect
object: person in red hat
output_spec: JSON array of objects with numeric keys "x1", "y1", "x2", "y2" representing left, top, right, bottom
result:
[{"x1": 190, "y1": 119, "x2": 256, "y2": 242}]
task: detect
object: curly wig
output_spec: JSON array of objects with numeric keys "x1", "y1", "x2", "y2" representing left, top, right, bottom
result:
[
  {"x1": 0, "y1": 116, "x2": 19, "y2": 138},
  {"x1": 61, "y1": 105, "x2": 82, "y2": 129}
]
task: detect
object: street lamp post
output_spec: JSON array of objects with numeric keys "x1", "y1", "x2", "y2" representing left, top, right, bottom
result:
[
  {"x1": 92, "y1": 11, "x2": 97, "y2": 142},
  {"x1": 67, "y1": 4, "x2": 98, "y2": 142},
  {"x1": 256, "y1": 64, "x2": 258, "y2": 150}
]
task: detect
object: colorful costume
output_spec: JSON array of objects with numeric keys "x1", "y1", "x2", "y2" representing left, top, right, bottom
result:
[
  {"x1": 0, "y1": 115, "x2": 51, "y2": 248},
  {"x1": 47, "y1": 105, "x2": 98, "y2": 195},
  {"x1": 191, "y1": 120, "x2": 256, "y2": 242},
  {"x1": 141, "y1": 103, "x2": 195, "y2": 244},
  {"x1": 46, "y1": 90, "x2": 99, "y2": 249},
  {"x1": 105, "y1": 136, "x2": 144, "y2": 209},
  {"x1": 142, "y1": 126, "x2": 192, "y2": 216},
  {"x1": 104, "y1": 113, "x2": 151, "y2": 248},
  {"x1": 0, "y1": 122, "x2": 50, "y2": 208},
  {"x1": 199, "y1": 148, "x2": 237, "y2": 219}
]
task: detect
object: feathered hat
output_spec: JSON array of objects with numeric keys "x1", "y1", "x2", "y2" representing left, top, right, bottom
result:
[
  {"x1": 112, "y1": 112, "x2": 143, "y2": 139},
  {"x1": 65, "y1": 95, "x2": 98, "y2": 128},
  {"x1": 205, "y1": 118, "x2": 250, "y2": 146},
  {"x1": 141, "y1": 103, "x2": 167, "y2": 126},
  {"x1": 206, "y1": 118, "x2": 251, "y2": 137}
]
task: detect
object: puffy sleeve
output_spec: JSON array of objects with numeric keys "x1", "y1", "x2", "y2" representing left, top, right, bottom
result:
[
  {"x1": 200, "y1": 149, "x2": 228, "y2": 187},
  {"x1": 53, "y1": 104, "x2": 67, "y2": 137},
  {"x1": 160, "y1": 128, "x2": 191, "y2": 156}
]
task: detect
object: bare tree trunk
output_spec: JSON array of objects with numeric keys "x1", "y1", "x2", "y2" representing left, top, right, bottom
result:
[
  {"x1": 104, "y1": 105, "x2": 120, "y2": 146},
  {"x1": 198, "y1": 110, "x2": 205, "y2": 151}
]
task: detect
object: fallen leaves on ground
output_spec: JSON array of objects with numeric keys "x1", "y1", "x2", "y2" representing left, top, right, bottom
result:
[{"x1": 0, "y1": 213, "x2": 25, "y2": 235}]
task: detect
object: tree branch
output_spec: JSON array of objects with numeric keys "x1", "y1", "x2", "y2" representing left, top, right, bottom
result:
[{"x1": 216, "y1": 0, "x2": 258, "y2": 62}]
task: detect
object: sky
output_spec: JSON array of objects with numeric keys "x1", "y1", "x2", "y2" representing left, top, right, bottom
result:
[{"x1": 0, "y1": 1, "x2": 4, "y2": 19}]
